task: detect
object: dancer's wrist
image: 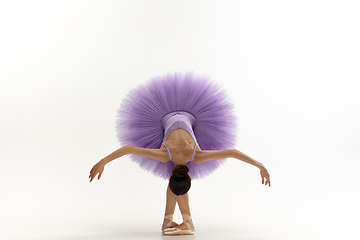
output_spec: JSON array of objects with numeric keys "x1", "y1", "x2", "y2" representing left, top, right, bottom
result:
[
  {"x1": 257, "y1": 164, "x2": 265, "y2": 170},
  {"x1": 100, "y1": 158, "x2": 109, "y2": 165}
]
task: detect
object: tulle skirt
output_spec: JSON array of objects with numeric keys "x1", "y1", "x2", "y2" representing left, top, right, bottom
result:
[{"x1": 115, "y1": 72, "x2": 237, "y2": 180}]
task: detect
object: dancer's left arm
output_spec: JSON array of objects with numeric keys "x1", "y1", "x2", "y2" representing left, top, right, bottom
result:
[{"x1": 194, "y1": 149, "x2": 271, "y2": 187}]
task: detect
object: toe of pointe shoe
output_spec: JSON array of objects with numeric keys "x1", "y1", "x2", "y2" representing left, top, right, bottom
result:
[
  {"x1": 163, "y1": 228, "x2": 195, "y2": 235},
  {"x1": 162, "y1": 223, "x2": 179, "y2": 231},
  {"x1": 162, "y1": 227, "x2": 176, "y2": 234}
]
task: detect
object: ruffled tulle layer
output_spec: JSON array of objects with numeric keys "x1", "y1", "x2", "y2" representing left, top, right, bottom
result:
[{"x1": 115, "y1": 72, "x2": 237, "y2": 180}]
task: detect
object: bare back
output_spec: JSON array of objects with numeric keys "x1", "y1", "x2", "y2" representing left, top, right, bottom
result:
[{"x1": 160, "y1": 129, "x2": 201, "y2": 165}]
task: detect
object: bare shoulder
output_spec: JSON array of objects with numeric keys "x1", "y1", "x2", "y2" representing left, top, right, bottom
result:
[
  {"x1": 128, "y1": 145, "x2": 170, "y2": 163},
  {"x1": 193, "y1": 149, "x2": 234, "y2": 164}
]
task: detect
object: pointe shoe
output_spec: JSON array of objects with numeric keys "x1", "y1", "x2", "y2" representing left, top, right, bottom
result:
[
  {"x1": 161, "y1": 214, "x2": 178, "y2": 233},
  {"x1": 163, "y1": 214, "x2": 195, "y2": 235}
]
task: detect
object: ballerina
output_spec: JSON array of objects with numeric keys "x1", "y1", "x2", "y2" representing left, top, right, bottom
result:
[{"x1": 89, "y1": 72, "x2": 271, "y2": 235}]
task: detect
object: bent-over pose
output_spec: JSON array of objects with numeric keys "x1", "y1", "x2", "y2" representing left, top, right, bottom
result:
[{"x1": 89, "y1": 72, "x2": 271, "y2": 235}]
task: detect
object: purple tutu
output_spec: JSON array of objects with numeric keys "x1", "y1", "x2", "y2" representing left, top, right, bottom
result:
[{"x1": 115, "y1": 72, "x2": 237, "y2": 180}]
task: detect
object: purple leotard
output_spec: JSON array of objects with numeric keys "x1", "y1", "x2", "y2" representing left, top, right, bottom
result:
[{"x1": 161, "y1": 111, "x2": 198, "y2": 162}]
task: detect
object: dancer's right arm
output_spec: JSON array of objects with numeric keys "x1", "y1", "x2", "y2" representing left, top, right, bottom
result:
[{"x1": 89, "y1": 145, "x2": 169, "y2": 182}]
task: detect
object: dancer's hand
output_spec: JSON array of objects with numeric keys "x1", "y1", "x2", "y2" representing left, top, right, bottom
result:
[
  {"x1": 89, "y1": 160, "x2": 105, "y2": 182},
  {"x1": 259, "y1": 166, "x2": 271, "y2": 187}
]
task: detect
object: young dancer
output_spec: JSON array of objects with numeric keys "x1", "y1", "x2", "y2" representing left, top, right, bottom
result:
[{"x1": 89, "y1": 72, "x2": 271, "y2": 235}]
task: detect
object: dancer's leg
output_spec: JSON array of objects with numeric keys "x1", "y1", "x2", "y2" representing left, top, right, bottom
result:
[
  {"x1": 164, "y1": 185, "x2": 177, "y2": 215},
  {"x1": 162, "y1": 185, "x2": 178, "y2": 229},
  {"x1": 176, "y1": 193, "x2": 194, "y2": 230}
]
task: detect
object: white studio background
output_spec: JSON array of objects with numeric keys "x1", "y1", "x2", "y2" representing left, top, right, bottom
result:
[{"x1": 1, "y1": 1, "x2": 359, "y2": 240}]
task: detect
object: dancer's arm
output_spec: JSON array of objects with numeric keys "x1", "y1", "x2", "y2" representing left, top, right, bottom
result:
[
  {"x1": 89, "y1": 145, "x2": 169, "y2": 182},
  {"x1": 194, "y1": 149, "x2": 271, "y2": 187}
]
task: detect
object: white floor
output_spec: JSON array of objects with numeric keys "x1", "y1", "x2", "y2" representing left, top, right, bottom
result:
[{"x1": 3, "y1": 221, "x2": 340, "y2": 240}]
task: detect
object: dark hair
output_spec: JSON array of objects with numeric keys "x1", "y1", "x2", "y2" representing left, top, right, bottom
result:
[{"x1": 169, "y1": 165, "x2": 191, "y2": 196}]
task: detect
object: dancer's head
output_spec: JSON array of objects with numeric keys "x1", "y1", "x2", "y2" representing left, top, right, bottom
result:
[{"x1": 169, "y1": 165, "x2": 191, "y2": 196}]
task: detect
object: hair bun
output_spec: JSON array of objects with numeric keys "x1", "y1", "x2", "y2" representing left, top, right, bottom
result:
[{"x1": 172, "y1": 165, "x2": 189, "y2": 177}]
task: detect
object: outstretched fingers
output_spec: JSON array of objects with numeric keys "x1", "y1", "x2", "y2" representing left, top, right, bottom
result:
[
  {"x1": 89, "y1": 166, "x2": 98, "y2": 182},
  {"x1": 262, "y1": 176, "x2": 271, "y2": 187},
  {"x1": 89, "y1": 167, "x2": 94, "y2": 182},
  {"x1": 89, "y1": 171, "x2": 97, "y2": 182},
  {"x1": 265, "y1": 176, "x2": 271, "y2": 187},
  {"x1": 89, "y1": 163, "x2": 105, "y2": 182},
  {"x1": 260, "y1": 167, "x2": 271, "y2": 187}
]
